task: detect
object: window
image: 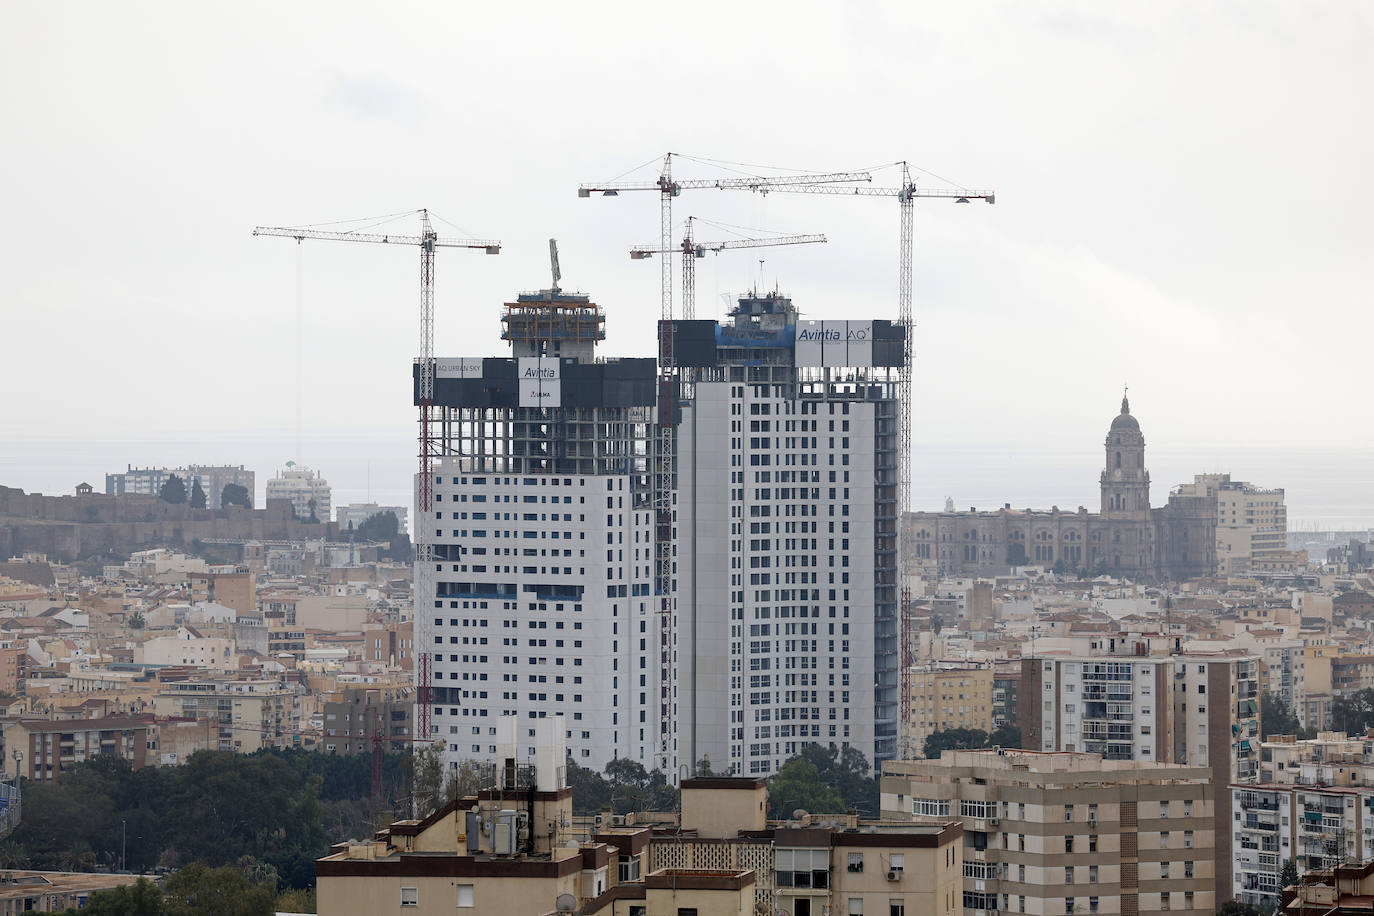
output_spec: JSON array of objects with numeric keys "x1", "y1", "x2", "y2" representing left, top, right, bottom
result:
[
  {"x1": 1065, "y1": 867, "x2": 1074, "y2": 884},
  {"x1": 1066, "y1": 899, "x2": 1075, "y2": 914},
  {"x1": 915, "y1": 798, "x2": 950, "y2": 817},
  {"x1": 890, "y1": 854, "x2": 905, "y2": 872},
  {"x1": 890, "y1": 902, "x2": 905, "y2": 916},
  {"x1": 848, "y1": 853, "x2": 865, "y2": 872},
  {"x1": 1089, "y1": 866, "x2": 1098, "y2": 884},
  {"x1": 1065, "y1": 836, "x2": 1074, "y2": 854},
  {"x1": 456, "y1": 885, "x2": 474, "y2": 908},
  {"x1": 678, "y1": 910, "x2": 698, "y2": 916},
  {"x1": 400, "y1": 887, "x2": 418, "y2": 907},
  {"x1": 1089, "y1": 835, "x2": 1098, "y2": 852},
  {"x1": 849, "y1": 899, "x2": 863, "y2": 916},
  {"x1": 620, "y1": 855, "x2": 641, "y2": 882}
]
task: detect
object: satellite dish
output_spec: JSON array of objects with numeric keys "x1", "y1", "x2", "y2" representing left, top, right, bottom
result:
[
  {"x1": 555, "y1": 893, "x2": 577, "y2": 913},
  {"x1": 792, "y1": 809, "x2": 809, "y2": 819}
]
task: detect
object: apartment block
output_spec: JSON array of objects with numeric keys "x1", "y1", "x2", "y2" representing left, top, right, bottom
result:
[
  {"x1": 336, "y1": 502, "x2": 409, "y2": 533},
  {"x1": 266, "y1": 464, "x2": 332, "y2": 521},
  {"x1": 4, "y1": 716, "x2": 149, "y2": 781},
  {"x1": 1175, "y1": 475, "x2": 1287, "y2": 574},
  {"x1": 323, "y1": 685, "x2": 414, "y2": 755},
  {"x1": 187, "y1": 568, "x2": 255, "y2": 615},
  {"x1": 413, "y1": 281, "x2": 664, "y2": 773},
  {"x1": 905, "y1": 666, "x2": 994, "y2": 753},
  {"x1": 881, "y1": 749, "x2": 1216, "y2": 916},
  {"x1": 1021, "y1": 654, "x2": 1261, "y2": 902},
  {"x1": 1260, "y1": 733, "x2": 1374, "y2": 785},
  {"x1": 673, "y1": 293, "x2": 905, "y2": 775},
  {"x1": 104, "y1": 464, "x2": 253, "y2": 509},
  {"x1": 1232, "y1": 784, "x2": 1374, "y2": 909},
  {"x1": 151, "y1": 676, "x2": 301, "y2": 752}
]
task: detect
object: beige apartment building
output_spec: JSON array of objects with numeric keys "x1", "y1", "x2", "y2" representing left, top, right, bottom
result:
[
  {"x1": 318, "y1": 716, "x2": 963, "y2": 916},
  {"x1": 151, "y1": 676, "x2": 301, "y2": 752},
  {"x1": 4, "y1": 716, "x2": 149, "y2": 781},
  {"x1": 1174, "y1": 475, "x2": 1287, "y2": 574},
  {"x1": 881, "y1": 749, "x2": 1216, "y2": 916},
  {"x1": 187, "y1": 569, "x2": 256, "y2": 615},
  {"x1": 905, "y1": 666, "x2": 995, "y2": 754}
]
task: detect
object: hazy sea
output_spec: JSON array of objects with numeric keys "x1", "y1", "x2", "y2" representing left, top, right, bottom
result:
[{"x1": 1, "y1": 436, "x2": 1372, "y2": 535}]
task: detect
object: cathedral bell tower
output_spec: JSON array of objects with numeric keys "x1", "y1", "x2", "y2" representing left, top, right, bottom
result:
[{"x1": 1100, "y1": 393, "x2": 1150, "y2": 516}]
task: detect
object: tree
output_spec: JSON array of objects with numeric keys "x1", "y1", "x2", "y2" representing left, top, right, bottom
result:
[
  {"x1": 1217, "y1": 901, "x2": 1263, "y2": 916},
  {"x1": 357, "y1": 512, "x2": 400, "y2": 542},
  {"x1": 924, "y1": 726, "x2": 994, "y2": 759},
  {"x1": 1280, "y1": 858, "x2": 1299, "y2": 890},
  {"x1": 565, "y1": 759, "x2": 611, "y2": 815},
  {"x1": 767, "y1": 758, "x2": 844, "y2": 819},
  {"x1": 189, "y1": 480, "x2": 207, "y2": 510},
  {"x1": 409, "y1": 743, "x2": 447, "y2": 817},
  {"x1": 304, "y1": 498, "x2": 320, "y2": 524},
  {"x1": 159, "y1": 475, "x2": 187, "y2": 505},
  {"x1": 57, "y1": 877, "x2": 165, "y2": 916},
  {"x1": 695, "y1": 756, "x2": 716, "y2": 777},
  {"x1": 1261, "y1": 692, "x2": 1305, "y2": 739},
  {"x1": 276, "y1": 887, "x2": 316, "y2": 914},
  {"x1": 163, "y1": 864, "x2": 275, "y2": 916},
  {"x1": 990, "y1": 723, "x2": 1022, "y2": 749},
  {"x1": 221, "y1": 484, "x2": 251, "y2": 509},
  {"x1": 602, "y1": 759, "x2": 678, "y2": 814},
  {"x1": 796, "y1": 744, "x2": 878, "y2": 816},
  {"x1": 1332, "y1": 688, "x2": 1374, "y2": 735}
]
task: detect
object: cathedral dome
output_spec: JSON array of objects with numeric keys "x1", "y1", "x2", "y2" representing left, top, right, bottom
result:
[{"x1": 1110, "y1": 396, "x2": 1140, "y2": 432}]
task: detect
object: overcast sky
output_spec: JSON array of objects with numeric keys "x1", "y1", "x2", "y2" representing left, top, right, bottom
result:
[{"x1": 3, "y1": 2, "x2": 1371, "y2": 498}]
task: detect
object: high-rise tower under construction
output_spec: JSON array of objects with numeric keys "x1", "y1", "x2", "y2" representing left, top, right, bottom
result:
[{"x1": 413, "y1": 277, "x2": 664, "y2": 772}]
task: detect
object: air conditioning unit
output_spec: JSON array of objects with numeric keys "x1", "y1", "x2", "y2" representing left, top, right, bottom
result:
[
  {"x1": 886, "y1": 870, "x2": 900, "y2": 881},
  {"x1": 593, "y1": 814, "x2": 604, "y2": 827}
]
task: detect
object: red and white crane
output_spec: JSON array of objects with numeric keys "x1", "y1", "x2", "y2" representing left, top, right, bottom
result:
[{"x1": 253, "y1": 210, "x2": 500, "y2": 753}]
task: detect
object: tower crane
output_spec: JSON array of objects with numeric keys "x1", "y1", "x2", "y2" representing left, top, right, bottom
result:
[
  {"x1": 629, "y1": 217, "x2": 828, "y2": 320},
  {"x1": 762, "y1": 163, "x2": 995, "y2": 761},
  {"x1": 580, "y1": 153, "x2": 868, "y2": 325},
  {"x1": 253, "y1": 210, "x2": 501, "y2": 757}
]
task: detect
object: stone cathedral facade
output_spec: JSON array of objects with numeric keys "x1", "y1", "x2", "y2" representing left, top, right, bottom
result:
[{"x1": 905, "y1": 396, "x2": 1216, "y2": 582}]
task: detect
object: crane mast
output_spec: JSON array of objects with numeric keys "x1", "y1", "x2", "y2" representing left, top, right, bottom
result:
[{"x1": 253, "y1": 211, "x2": 500, "y2": 765}]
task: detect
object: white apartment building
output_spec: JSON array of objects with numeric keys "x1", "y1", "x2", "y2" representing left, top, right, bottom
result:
[
  {"x1": 674, "y1": 293, "x2": 905, "y2": 776},
  {"x1": 337, "y1": 503, "x2": 409, "y2": 534},
  {"x1": 415, "y1": 285, "x2": 664, "y2": 773},
  {"x1": 105, "y1": 464, "x2": 254, "y2": 509},
  {"x1": 1231, "y1": 784, "x2": 1374, "y2": 910},
  {"x1": 266, "y1": 463, "x2": 332, "y2": 521}
]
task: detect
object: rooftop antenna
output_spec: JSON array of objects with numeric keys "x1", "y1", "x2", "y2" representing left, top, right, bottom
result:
[{"x1": 548, "y1": 238, "x2": 562, "y2": 294}]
